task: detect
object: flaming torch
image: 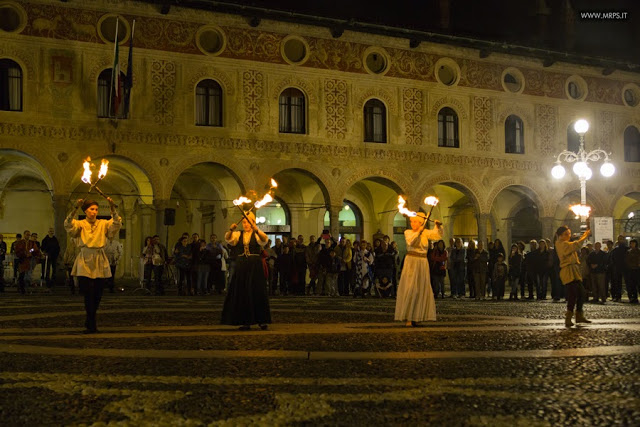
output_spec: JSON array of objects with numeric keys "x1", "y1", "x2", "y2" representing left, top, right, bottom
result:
[
  {"x1": 232, "y1": 196, "x2": 253, "y2": 223},
  {"x1": 570, "y1": 204, "x2": 591, "y2": 227},
  {"x1": 80, "y1": 158, "x2": 115, "y2": 205},
  {"x1": 423, "y1": 196, "x2": 439, "y2": 223},
  {"x1": 397, "y1": 195, "x2": 417, "y2": 218}
]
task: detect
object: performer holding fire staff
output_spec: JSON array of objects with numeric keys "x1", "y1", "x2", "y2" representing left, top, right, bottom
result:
[
  {"x1": 222, "y1": 209, "x2": 271, "y2": 330},
  {"x1": 395, "y1": 196, "x2": 443, "y2": 327},
  {"x1": 65, "y1": 198, "x2": 121, "y2": 333},
  {"x1": 555, "y1": 225, "x2": 592, "y2": 327}
]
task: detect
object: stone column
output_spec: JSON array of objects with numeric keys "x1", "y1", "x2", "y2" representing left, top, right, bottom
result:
[
  {"x1": 477, "y1": 213, "x2": 490, "y2": 244},
  {"x1": 52, "y1": 194, "x2": 69, "y2": 285},
  {"x1": 124, "y1": 213, "x2": 133, "y2": 276},
  {"x1": 540, "y1": 216, "x2": 555, "y2": 241},
  {"x1": 329, "y1": 204, "x2": 341, "y2": 238},
  {"x1": 154, "y1": 199, "x2": 170, "y2": 247},
  {"x1": 140, "y1": 205, "x2": 153, "y2": 242},
  {"x1": 503, "y1": 219, "x2": 513, "y2": 247}
]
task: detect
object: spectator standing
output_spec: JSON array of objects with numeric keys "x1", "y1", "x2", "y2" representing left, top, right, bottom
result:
[
  {"x1": 429, "y1": 239, "x2": 447, "y2": 299},
  {"x1": 624, "y1": 239, "x2": 639, "y2": 304},
  {"x1": 508, "y1": 244, "x2": 523, "y2": 300},
  {"x1": 26, "y1": 232, "x2": 41, "y2": 289},
  {"x1": 143, "y1": 235, "x2": 167, "y2": 295},
  {"x1": 466, "y1": 240, "x2": 476, "y2": 299},
  {"x1": 353, "y1": 241, "x2": 374, "y2": 297},
  {"x1": 0, "y1": 234, "x2": 6, "y2": 292},
  {"x1": 195, "y1": 239, "x2": 213, "y2": 295},
  {"x1": 173, "y1": 236, "x2": 192, "y2": 295},
  {"x1": 326, "y1": 248, "x2": 341, "y2": 297},
  {"x1": 471, "y1": 241, "x2": 489, "y2": 300},
  {"x1": 449, "y1": 238, "x2": 466, "y2": 298},
  {"x1": 523, "y1": 240, "x2": 539, "y2": 300},
  {"x1": 535, "y1": 239, "x2": 552, "y2": 300},
  {"x1": 41, "y1": 228, "x2": 60, "y2": 288},
  {"x1": 492, "y1": 253, "x2": 508, "y2": 300},
  {"x1": 276, "y1": 245, "x2": 293, "y2": 295},
  {"x1": 104, "y1": 237, "x2": 123, "y2": 293},
  {"x1": 207, "y1": 234, "x2": 225, "y2": 294},
  {"x1": 610, "y1": 235, "x2": 628, "y2": 302},
  {"x1": 587, "y1": 242, "x2": 607, "y2": 304},
  {"x1": 550, "y1": 236, "x2": 564, "y2": 302}
]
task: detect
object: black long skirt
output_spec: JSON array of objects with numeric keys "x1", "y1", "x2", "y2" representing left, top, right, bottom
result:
[{"x1": 221, "y1": 256, "x2": 271, "y2": 325}]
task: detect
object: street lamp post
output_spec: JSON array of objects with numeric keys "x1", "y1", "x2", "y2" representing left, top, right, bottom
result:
[{"x1": 551, "y1": 119, "x2": 615, "y2": 228}]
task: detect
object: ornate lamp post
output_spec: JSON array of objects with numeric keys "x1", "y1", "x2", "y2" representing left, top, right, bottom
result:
[{"x1": 550, "y1": 119, "x2": 615, "y2": 228}]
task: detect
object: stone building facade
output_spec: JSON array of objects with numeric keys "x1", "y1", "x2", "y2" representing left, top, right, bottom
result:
[{"x1": 1, "y1": 0, "x2": 640, "y2": 277}]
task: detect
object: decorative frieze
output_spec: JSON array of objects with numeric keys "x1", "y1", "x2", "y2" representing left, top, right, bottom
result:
[
  {"x1": 243, "y1": 70, "x2": 263, "y2": 133},
  {"x1": 151, "y1": 59, "x2": 176, "y2": 125},
  {"x1": 535, "y1": 104, "x2": 557, "y2": 156},
  {"x1": 324, "y1": 79, "x2": 347, "y2": 140},
  {"x1": 473, "y1": 96, "x2": 493, "y2": 151},
  {"x1": 403, "y1": 88, "x2": 423, "y2": 145}
]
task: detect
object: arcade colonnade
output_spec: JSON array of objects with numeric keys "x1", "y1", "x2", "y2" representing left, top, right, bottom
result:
[{"x1": 2, "y1": 146, "x2": 640, "y2": 278}]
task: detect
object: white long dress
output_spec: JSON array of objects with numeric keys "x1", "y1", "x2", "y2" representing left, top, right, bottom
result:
[{"x1": 394, "y1": 225, "x2": 443, "y2": 322}]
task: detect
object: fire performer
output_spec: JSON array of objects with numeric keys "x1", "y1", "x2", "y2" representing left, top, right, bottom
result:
[
  {"x1": 65, "y1": 198, "x2": 121, "y2": 333},
  {"x1": 394, "y1": 196, "x2": 443, "y2": 327},
  {"x1": 222, "y1": 209, "x2": 271, "y2": 330},
  {"x1": 555, "y1": 225, "x2": 592, "y2": 327}
]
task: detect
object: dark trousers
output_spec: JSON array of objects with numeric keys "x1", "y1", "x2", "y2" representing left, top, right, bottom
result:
[
  {"x1": 536, "y1": 272, "x2": 548, "y2": 299},
  {"x1": 566, "y1": 280, "x2": 585, "y2": 312},
  {"x1": 144, "y1": 264, "x2": 164, "y2": 295},
  {"x1": 177, "y1": 267, "x2": 191, "y2": 294},
  {"x1": 18, "y1": 271, "x2": 26, "y2": 294},
  {"x1": 42, "y1": 255, "x2": 58, "y2": 287},
  {"x1": 610, "y1": 267, "x2": 625, "y2": 299},
  {"x1": 338, "y1": 270, "x2": 349, "y2": 295},
  {"x1": 627, "y1": 269, "x2": 639, "y2": 302},
  {"x1": 77, "y1": 276, "x2": 105, "y2": 332},
  {"x1": 468, "y1": 268, "x2": 475, "y2": 298},
  {"x1": 493, "y1": 277, "x2": 506, "y2": 298},
  {"x1": 279, "y1": 272, "x2": 291, "y2": 295},
  {"x1": 550, "y1": 270, "x2": 564, "y2": 300},
  {"x1": 108, "y1": 265, "x2": 116, "y2": 292},
  {"x1": 209, "y1": 268, "x2": 225, "y2": 294},
  {"x1": 526, "y1": 272, "x2": 536, "y2": 298}
]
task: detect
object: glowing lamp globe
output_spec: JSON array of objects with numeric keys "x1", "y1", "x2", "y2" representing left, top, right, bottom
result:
[
  {"x1": 551, "y1": 164, "x2": 566, "y2": 179},
  {"x1": 574, "y1": 119, "x2": 589, "y2": 134},
  {"x1": 572, "y1": 161, "x2": 588, "y2": 177},
  {"x1": 600, "y1": 162, "x2": 615, "y2": 177},
  {"x1": 583, "y1": 166, "x2": 593, "y2": 180}
]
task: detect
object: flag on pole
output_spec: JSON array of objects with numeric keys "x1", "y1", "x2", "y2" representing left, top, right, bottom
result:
[
  {"x1": 123, "y1": 20, "x2": 135, "y2": 117},
  {"x1": 111, "y1": 19, "x2": 121, "y2": 116}
]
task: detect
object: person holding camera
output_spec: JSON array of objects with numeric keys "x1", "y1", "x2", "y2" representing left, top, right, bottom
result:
[
  {"x1": 555, "y1": 225, "x2": 591, "y2": 327},
  {"x1": 395, "y1": 213, "x2": 444, "y2": 327},
  {"x1": 65, "y1": 198, "x2": 121, "y2": 333}
]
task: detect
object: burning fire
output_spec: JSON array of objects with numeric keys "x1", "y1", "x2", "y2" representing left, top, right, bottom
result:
[
  {"x1": 270, "y1": 178, "x2": 278, "y2": 188},
  {"x1": 398, "y1": 196, "x2": 417, "y2": 217},
  {"x1": 254, "y1": 193, "x2": 273, "y2": 209},
  {"x1": 98, "y1": 159, "x2": 109, "y2": 179},
  {"x1": 81, "y1": 157, "x2": 92, "y2": 184},
  {"x1": 424, "y1": 196, "x2": 439, "y2": 207},
  {"x1": 570, "y1": 204, "x2": 591, "y2": 219},
  {"x1": 233, "y1": 196, "x2": 252, "y2": 206}
]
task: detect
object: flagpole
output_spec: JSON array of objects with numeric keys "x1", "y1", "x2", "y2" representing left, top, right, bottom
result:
[
  {"x1": 126, "y1": 19, "x2": 135, "y2": 119},
  {"x1": 108, "y1": 17, "x2": 119, "y2": 119}
]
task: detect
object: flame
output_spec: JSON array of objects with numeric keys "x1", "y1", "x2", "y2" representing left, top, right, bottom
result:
[
  {"x1": 397, "y1": 195, "x2": 417, "y2": 217},
  {"x1": 570, "y1": 204, "x2": 591, "y2": 219},
  {"x1": 270, "y1": 178, "x2": 278, "y2": 188},
  {"x1": 254, "y1": 193, "x2": 273, "y2": 209},
  {"x1": 98, "y1": 159, "x2": 109, "y2": 179},
  {"x1": 424, "y1": 196, "x2": 439, "y2": 207},
  {"x1": 233, "y1": 196, "x2": 252, "y2": 206},
  {"x1": 81, "y1": 157, "x2": 92, "y2": 184}
]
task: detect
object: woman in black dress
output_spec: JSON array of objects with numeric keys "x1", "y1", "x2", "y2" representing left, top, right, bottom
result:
[{"x1": 221, "y1": 211, "x2": 271, "y2": 330}]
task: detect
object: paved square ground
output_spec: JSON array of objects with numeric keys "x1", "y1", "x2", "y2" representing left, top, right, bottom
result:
[{"x1": 1, "y1": 288, "x2": 639, "y2": 425}]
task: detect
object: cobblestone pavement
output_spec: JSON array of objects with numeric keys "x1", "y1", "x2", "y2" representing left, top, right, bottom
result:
[{"x1": 1, "y1": 289, "x2": 639, "y2": 426}]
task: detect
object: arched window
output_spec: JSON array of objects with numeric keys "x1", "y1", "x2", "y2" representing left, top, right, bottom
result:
[
  {"x1": 97, "y1": 68, "x2": 127, "y2": 118},
  {"x1": 279, "y1": 88, "x2": 305, "y2": 134},
  {"x1": 567, "y1": 122, "x2": 580, "y2": 152},
  {"x1": 323, "y1": 200, "x2": 363, "y2": 241},
  {"x1": 364, "y1": 98, "x2": 387, "y2": 143},
  {"x1": 0, "y1": 59, "x2": 22, "y2": 111},
  {"x1": 438, "y1": 107, "x2": 459, "y2": 148},
  {"x1": 624, "y1": 125, "x2": 640, "y2": 162},
  {"x1": 195, "y1": 79, "x2": 222, "y2": 126},
  {"x1": 505, "y1": 115, "x2": 524, "y2": 154}
]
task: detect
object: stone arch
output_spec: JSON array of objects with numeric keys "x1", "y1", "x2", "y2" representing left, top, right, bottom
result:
[
  {"x1": 0, "y1": 149, "x2": 57, "y2": 198},
  {"x1": 188, "y1": 66, "x2": 235, "y2": 95},
  {"x1": 610, "y1": 182, "x2": 640, "y2": 207},
  {"x1": 484, "y1": 177, "x2": 550, "y2": 217},
  {"x1": 417, "y1": 172, "x2": 482, "y2": 213},
  {"x1": 272, "y1": 77, "x2": 317, "y2": 104},
  {"x1": 0, "y1": 146, "x2": 62, "y2": 195},
  {"x1": 339, "y1": 168, "x2": 409, "y2": 201},
  {"x1": 430, "y1": 96, "x2": 469, "y2": 120},
  {"x1": 356, "y1": 87, "x2": 397, "y2": 114},
  {"x1": 264, "y1": 165, "x2": 332, "y2": 206},
  {"x1": 496, "y1": 104, "x2": 533, "y2": 129},
  {"x1": 166, "y1": 155, "x2": 249, "y2": 201},
  {"x1": 64, "y1": 150, "x2": 161, "y2": 203},
  {"x1": 0, "y1": 46, "x2": 36, "y2": 80}
]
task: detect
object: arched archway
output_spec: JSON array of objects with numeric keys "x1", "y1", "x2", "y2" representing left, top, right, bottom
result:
[
  {"x1": 323, "y1": 200, "x2": 364, "y2": 242},
  {"x1": 0, "y1": 150, "x2": 55, "y2": 239},
  {"x1": 613, "y1": 191, "x2": 640, "y2": 238},
  {"x1": 271, "y1": 168, "x2": 331, "y2": 240},
  {"x1": 489, "y1": 185, "x2": 544, "y2": 245},
  {"x1": 170, "y1": 162, "x2": 245, "y2": 246}
]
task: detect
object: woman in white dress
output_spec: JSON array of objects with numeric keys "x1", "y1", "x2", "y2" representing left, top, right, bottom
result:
[{"x1": 394, "y1": 213, "x2": 443, "y2": 327}]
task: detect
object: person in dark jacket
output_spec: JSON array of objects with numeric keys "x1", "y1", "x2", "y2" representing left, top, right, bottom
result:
[
  {"x1": 587, "y1": 241, "x2": 608, "y2": 304},
  {"x1": 624, "y1": 239, "x2": 639, "y2": 304},
  {"x1": 550, "y1": 236, "x2": 564, "y2": 302},
  {"x1": 492, "y1": 253, "x2": 508, "y2": 300},
  {"x1": 466, "y1": 240, "x2": 476, "y2": 299},
  {"x1": 173, "y1": 236, "x2": 192, "y2": 295},
  {"x1": 429, "y1": 240, "x2": 448, "y2": 298},
  {"x1": 535, "y1": 239, "x2": 552, "y2": 300},
  {"x1": 449, "y1": 238, "x2": 466, "y2": 298},
  {"x1": 610, "y1": 235, "x2": 628, "y2": 302},
  {"x1": 508, "y1": 244, "x2": 523, "y2": 300},
  {"x1": 523, "y1": 240, "x2": 539, "y2": 299},
  {"x1": 471, "y1": 241, "x2": 489, "y2": 300},
  {"x1": 276, "y1": 245, "x2": 293, "y2": 296},
  {"x1": 41, "y1": 228, "x2": 60, "y2": 288}
]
